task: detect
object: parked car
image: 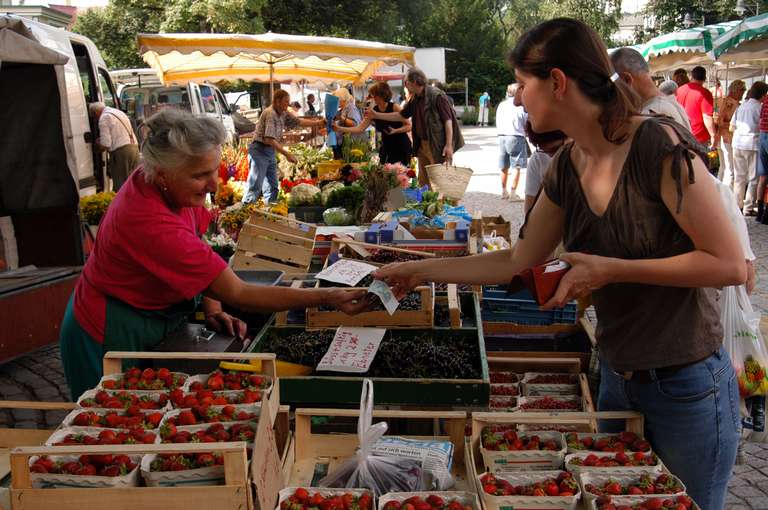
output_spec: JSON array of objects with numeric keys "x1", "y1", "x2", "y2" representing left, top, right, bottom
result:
[{"x1": 111, "y1": 69, "x2": 239, "y2": 143}]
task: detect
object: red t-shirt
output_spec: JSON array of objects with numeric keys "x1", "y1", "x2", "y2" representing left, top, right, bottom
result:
[
  {"x1": 760, "y1": 96, "x2": 768, "y2": 133},
  {"x1": 73, "y1": 168, "x2": 227, "y2": 342},
  {"x1": 676, "y1": 82, "x2": 714, "y2": 143}
]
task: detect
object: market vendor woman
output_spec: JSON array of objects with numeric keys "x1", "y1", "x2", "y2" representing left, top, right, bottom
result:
[
  {"x1": 375, "y1": 19, "x2": 744, "y2": 510},
  {"x1": 60, "y1": 109, "x2": 365, "y2": 400}
]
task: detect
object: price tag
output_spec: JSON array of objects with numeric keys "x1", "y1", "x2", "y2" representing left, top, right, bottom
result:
[
  {"x1": 543, "y1": 259, "x2": 570, "y2": 273},
  {"x1": 368, "y1": 279, "x2": 400, "y2": 315},
  {"x1": 317, "y1": 327, "x2": 386, "y2": 373},
  {"x1": 316, "y1": 258, "x2": 377, "y2": 286}
]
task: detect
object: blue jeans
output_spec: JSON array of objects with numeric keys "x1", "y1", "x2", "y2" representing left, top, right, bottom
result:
[
  {"x1": 758, "y1": 132, "x2": 768, "y2": 177},
  {"x1": 498, "y1": 135, "x2": 528, "y2": 169},
  {"x1": 598, "y1": 347, "x2": 739, "y2": 510},
  {"x1": 243, "y1": 142, "x2": 278, "y2": 203}
]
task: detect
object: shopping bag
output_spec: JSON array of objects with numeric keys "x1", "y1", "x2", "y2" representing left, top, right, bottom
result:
[
  {"x1": 722, "y1": 285, "x2": 768, "y2": 397},
  {"x1": 319, "y1": 379, "x2": 424, "y2": 496}
]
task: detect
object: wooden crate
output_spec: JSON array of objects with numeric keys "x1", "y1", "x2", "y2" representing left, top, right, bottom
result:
[
  {"x1": 466, "y1": 411, "x2": 645, "y2": 508},
  {"x1": 102, "y1": 350, "x2": 282, "y2": 427},
  {"x1": 280, "y1": 408, "x2": 471, "y2": 493},
  {"x1": 232, "y1": 210, "x2": 317, "y2": 274},
  {"x1": 307, "y1": 283, "x2": 434, "y2": 329}
]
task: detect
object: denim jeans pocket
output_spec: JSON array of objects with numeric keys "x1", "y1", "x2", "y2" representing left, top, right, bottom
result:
[{"x1": 655, "y1": 363, "x2": 716, "y2": 402}]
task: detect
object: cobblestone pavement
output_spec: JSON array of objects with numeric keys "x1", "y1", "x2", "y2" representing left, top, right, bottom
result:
[{"x1": 3, "y1": 126, "x2": 768, "y2": 506}]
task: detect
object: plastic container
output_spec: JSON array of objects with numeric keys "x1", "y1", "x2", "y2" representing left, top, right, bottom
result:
[
  {"x1": 482, "y1": 286, "x2": 577, "y2": 325},
  {"x1": 480, "y1": 431, "x2": 566, "y2": 471},
  {"x1": 477, "y1": 471, "x2": 581, "y2": 510}
]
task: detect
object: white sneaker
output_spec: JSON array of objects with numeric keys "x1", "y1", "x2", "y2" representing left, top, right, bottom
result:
[{"x1": 501, "y1": 190, "x2": 509, "y2": 199}]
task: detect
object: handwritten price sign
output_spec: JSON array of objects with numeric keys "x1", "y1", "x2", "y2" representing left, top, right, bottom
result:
[
  {"x1": 317, "y1": 327, "x2": 386, "y2": 373},
  {"x1": 315, "y1": 258, "x2": 378, "y2": 286}
]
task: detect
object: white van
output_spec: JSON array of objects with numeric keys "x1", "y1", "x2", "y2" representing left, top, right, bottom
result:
[
  {"x1": 0, "y1": 14, "x2": 120, "y2": 195},
  {"x1": 111, "y1": 68, "x2": 238, "y2": 143}
]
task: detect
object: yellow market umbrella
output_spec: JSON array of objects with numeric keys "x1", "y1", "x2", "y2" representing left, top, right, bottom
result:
[{"x1": 137, "y1": 32, "x2": 415, "y2": 97}]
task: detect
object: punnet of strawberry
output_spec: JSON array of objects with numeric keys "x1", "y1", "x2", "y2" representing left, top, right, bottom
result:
[
  {"x1": 101, "y1": 367, "x2": 186, "y2": 391},
  {"x1": 595, "y1": 494, "x2": 695, "y2": 510},
  {"x1": 585, "y1": 473, "x2": 684, "y2": 497},
  {"x1": 520, "y1": 396, "x2": 580, "y2": 410},
  {"x1": 279, "y1": 489, "x2": 373, "y2": 510},
  {"x1": 489, "y1": 372, "x2": 519, "y2": 384},
  {"x1": 160, "y1": 421, "x2": 255, "y2": 444},
  {"x1": 382, "y1": 494, "x2": 474, "y2": 510},
  {"x1": 480, "y1": 471, "x2": 579, "y2": 497},
  {"x1": 149, "y1": 452, "x2": 224, "y2": 471},
  {"x1": 568, "y1": 452, "x2": 659, "y2": 468},
  {"x1": 490, "y1": 384, "x2": 519, "y2": 396},
  {"x1": 481, "y1": 426, "x2": 561, "y2": 451},
  {"x1": 526, "y1": 374, "x2": 577, "y2": 384},
  {"x1": 188, "y1": 370, "x2": 270, "y2": 392},
  {"x1": 566, "y1": 431, "x2": 651, "y2": 453},
  {"x1": 30, "y1": 454, "x2": 137, "y2": 477},
  {"x1": 164, "y1": 405, "x2": 257, "y2": 427},
  {"x1": 168, "y1": 388, "x2": 262, "y2": 408},
  {"x1": 79, "y1": 390, "x2": 168, "y2": 410},
  {"x1": 70, "y1": 407, "x2": 164, "y2": 430},
  {"x1": 52, "y1": 428, "x2": 157, "y2": 445}
]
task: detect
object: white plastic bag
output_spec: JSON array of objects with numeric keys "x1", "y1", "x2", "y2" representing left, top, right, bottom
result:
[
  {"x1": 319, "y1": 379, "x2": 423, "y2": 496},
  {"x1": 722, "y1": 285, "x2": 768, "y2": 397},
  {"x1": 483, "y1": 230, "x2": 510, "y2": 252}
]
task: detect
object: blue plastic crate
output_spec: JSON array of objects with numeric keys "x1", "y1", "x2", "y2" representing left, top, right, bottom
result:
[{"x1": 481, "y1": 285, "x2": 578, "y2": 325}]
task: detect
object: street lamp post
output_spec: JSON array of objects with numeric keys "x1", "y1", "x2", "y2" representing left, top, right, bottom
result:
[{"x1": 735, "y1": 0, "x2": 760, "y2": 16}]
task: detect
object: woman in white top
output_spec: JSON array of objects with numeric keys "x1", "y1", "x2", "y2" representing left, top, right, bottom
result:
[{"x1": 730, "y1": 81, "x2": 768, "y2": 215}]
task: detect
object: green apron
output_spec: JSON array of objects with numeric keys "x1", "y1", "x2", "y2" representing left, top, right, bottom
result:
[{"x1": 60, "y1": 293, "x2": 197, "y2": 401}]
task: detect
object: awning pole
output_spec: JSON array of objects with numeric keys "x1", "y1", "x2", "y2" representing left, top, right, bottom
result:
[{"x1": 269, "y1": 63, "x2": 274, "y2": 105}]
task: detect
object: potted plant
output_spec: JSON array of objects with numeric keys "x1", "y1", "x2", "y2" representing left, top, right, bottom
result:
[{"x1": 79, "y1": 191, "x2": 116, "y2": 238}]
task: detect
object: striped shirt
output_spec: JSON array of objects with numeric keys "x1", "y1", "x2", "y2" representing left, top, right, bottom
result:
[{"x1": 760, "y1": 96, "x2": 768, "y2": 133}]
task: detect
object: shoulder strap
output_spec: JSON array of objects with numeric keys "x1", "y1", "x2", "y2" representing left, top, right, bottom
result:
[{"x1": 104, "y1": 110, "x2": 136, "y2": 145}]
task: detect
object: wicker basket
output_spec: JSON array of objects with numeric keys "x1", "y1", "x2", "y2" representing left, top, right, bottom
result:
[{"x1": 426, "y1": 164, "x2": 473, "y2": 200}]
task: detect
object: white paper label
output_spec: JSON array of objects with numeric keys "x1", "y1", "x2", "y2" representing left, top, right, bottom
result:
[
  {"x1": 316, "y1": 327, "x2": 386, "y2": 373},
  {"x1": 368, "y1": 280, "x2": 400, "y2": 315},
  {"x1": 315, "y1": 259, "x2": 377, "y2": 286},
  {"x1": 543, "y1": 260, "x2": 570, "y2": 273}
]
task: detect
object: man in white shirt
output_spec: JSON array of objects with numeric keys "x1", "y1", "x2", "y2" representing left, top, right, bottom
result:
[
  {"x1": 610, "y1": 48, "x2": 691, "y2": 130},
  {"x1": 495, "y1": 84, "x2": 528, "y2": 199},
  {"x1": 89, "y1": 102, "x2": 140, "y2": 191},
  {"x1": 730, "y1": 83, "x2": 768, "y2": 215}
]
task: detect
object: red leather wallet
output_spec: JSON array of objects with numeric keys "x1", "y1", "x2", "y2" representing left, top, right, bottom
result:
[{"x1": 507, "y1": 259, "x2": 571, "y2": 305}]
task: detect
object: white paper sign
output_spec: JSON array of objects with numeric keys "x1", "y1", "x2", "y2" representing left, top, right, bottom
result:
[
  {"x1": 315, "y1": 258, "x2": 377, "y2": 286},
  {"x1": 317, "y1": 327, "x2": 386, "y2": 373},
  {"x1": 543, "y1": 260, "x2": 570, "y2": 273},
  {"x1": 368, "y1": 279, "x2": 400, "y2": 315}
]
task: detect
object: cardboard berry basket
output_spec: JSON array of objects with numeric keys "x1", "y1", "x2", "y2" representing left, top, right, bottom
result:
[
  {"x1": 277, "y1": 488, "x2": 373, "y2": 510},
  {"x1": 273, "y1": 408, "x2": 471, "y2": 510},
  {"x1": 578, "y1": 471, "x2": 687, "y2": 507},
  {"x1": 564, "y1": 452, "x2": 663, "y2": 476},
  {"x1": 45, "y1": 426, "x2": 161, "y2": 447},
  {"x1": 184, "y1": 371, "x2": 274, "y2": 396},
  {"x1": 479, "y1": 430, "x2": 566, "y2": 472},
  {"x1": 28, "y1": 453, "x2": 142, "y2": 488},
  {"x1": 488, "y1": 395, "x2": 518, "y2": 411},
  {"x1": 95, "y1": 371, "x2": 189, "y2": 394},
  {"x1": 475, "y1": 470, "x2": 581, "y2": 510},
  {"x1": 586, "y1": 494, "x2": 700, "y2": 510},
  {"x1": 521, "y1": 373, "x2": 580, "y2": 397},
  {"x1": 140, "y1": 451, "x2": 227, "y2": 487},
  {"x1": 169, "y1": 389, "x2": 264, "y2": 409},
  {"x1": 564, "y1": 432, "x2": 652, "y2": 455},
  {"x1": 489, "y1": 383, "x2": 519, "y2": 397},
  {"x1": 517, "y1": 395, "x2": 585, "y2": 413},
  {"x1": 378, "y1": 491, "x2": 481, "y2": 510},
  {"x1": 488, "y1": 372, "x2": 520, "y2": 384},
  {"x1": 76, "y1": 388, "x2": 171, "y2": 412},
  {"x1": 59, "y1": 407, "x2": 165, "y2": 432},
  {"x1": 159, "y1": 403, "x2": 261, "y2": 432},
  {"x1": 467, "y1": 411, "x2": 645, "y2": 510}
]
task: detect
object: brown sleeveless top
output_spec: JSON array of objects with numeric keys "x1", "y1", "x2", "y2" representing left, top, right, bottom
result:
[{"x1": 539, "y1": 117, "x2": 722, "y2": 371}]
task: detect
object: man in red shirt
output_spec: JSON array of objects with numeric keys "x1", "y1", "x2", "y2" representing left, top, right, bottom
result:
[{"x1": 676, "y1": 66, "x2": 715, "y2": 145}]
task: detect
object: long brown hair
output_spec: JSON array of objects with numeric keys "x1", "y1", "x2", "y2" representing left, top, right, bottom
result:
[{"x1": 508, "y1": 18, "x2": 640, "y2": 144}]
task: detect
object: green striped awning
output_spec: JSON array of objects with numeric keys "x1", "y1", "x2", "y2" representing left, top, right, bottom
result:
[{"x1": 712, "y1": 13, "x2": 768, "y2": 60}]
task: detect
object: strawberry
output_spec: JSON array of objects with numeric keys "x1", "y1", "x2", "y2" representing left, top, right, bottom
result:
[
  {"x1": 177, "y1": 410, "x2": 197, "y2": 426},
  {"x1": 30, "y1": 463, "x2": 48, "y2": 473},
  {"x1": 605, "y1": 481, "x2": 622, "y2": 495},
  {"x1": 207, "y1": 374, "x2": 225, "y2": 391},
  {"x1": 545, "y1": 481, "x2": 560, "y2": 496},
  {"x1": 383, "y1": 502, "x2": 401, "y2": 510}
]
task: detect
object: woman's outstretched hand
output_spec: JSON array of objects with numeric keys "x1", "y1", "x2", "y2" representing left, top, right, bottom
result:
[
  {"x1": 372, "y1": 262, "x2": 424, "y2": 300},
  {"x1": 541, "y1": 252, "x2": 613, "y2": 310}
]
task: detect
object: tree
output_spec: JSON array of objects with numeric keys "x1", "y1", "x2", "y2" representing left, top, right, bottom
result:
[{"x1": 538, "y1": 0, "x2": 622, "y2": 43}]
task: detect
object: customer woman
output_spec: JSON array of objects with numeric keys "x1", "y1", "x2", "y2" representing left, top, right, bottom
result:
[
  {"x1": 334, "y1": 82, "x2": 412, "y2": 165},
  {"x1": 374, "y1": 18, "x2": 744, "y2": 510},
  {"x1": 714, "y1": 79, "x2": 746, "y2": 188},
  {"x1": 330, "y1": 88, "x2": 365, "y2": 159},
  {"x1": 60, "y1": 109, "x2": 365, "y2": 400}
]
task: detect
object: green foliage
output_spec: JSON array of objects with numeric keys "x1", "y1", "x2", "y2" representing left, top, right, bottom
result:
[
  {"x1": 538, "y1": 0, "x2": 622, "y2": 43},
  {"x1": 325, "y1": 183, "x2": 366, "y2": 212},
  {"x1": 639, "y1": 0, "x2": 767, "y2": 42}
]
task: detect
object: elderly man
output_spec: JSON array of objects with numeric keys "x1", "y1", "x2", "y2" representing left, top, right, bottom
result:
[
  {"x1": 495, "y1": 84, "x2": 528, "y2": 198},
  {"x1": 243, "y1": 89, "x2": 325, "y2": 204},
  {"x1": 367, "y1": 67, "x2": 463, "y2": 187},
  {"x1": 610, "y1": 48, "x2": 690, "y2": 129},
  {"x1": 89, "y1": 102, "x2": 140, "y2": 191}
]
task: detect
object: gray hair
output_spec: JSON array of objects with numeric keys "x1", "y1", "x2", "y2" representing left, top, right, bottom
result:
[
  {"x1": 404, "y1": 67, "x2": 427, "y2": 87},
  {"x1": 507, "y1": 83, "x2": 518, "y2": 97},
  {"x1": 88, "y1": 102, "x2": 106, "y2": 115},
  {"x1": 141, "y1": 109, "x2": 226, "y2": 182},
  {"x1": 610, "y1": 47, "x2": 649, "y2": 76},
  {"x1": 659, "y1": 80, "x2": 678, "y2": 96}
]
